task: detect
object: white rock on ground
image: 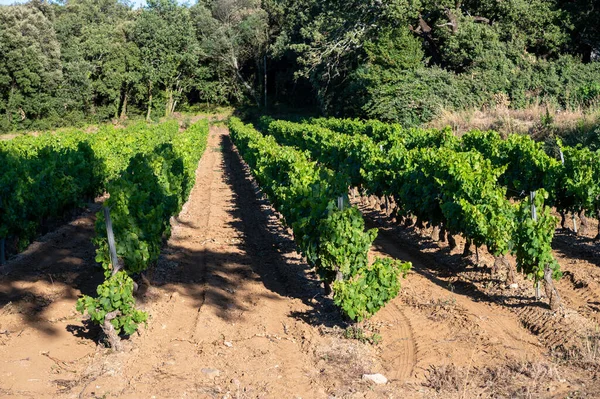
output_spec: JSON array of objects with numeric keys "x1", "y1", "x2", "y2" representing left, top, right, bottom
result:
[
  {"x1": 201, "y1": 368, "x2": 221, "y2": 378},
  {"x1": 362, "y1": 373, "x2": 388, "y2": 384}
]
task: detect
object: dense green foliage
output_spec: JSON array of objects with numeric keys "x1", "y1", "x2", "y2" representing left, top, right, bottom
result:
[
  {"x1": 76, "y1": 271, "x2": 148, "y2": 336},
  {"x1": 262, "y1": 117, "x2": 590, "y2": 309},
  {"x1": 268, "y1": 0, "x2": 600, "y2": 124},
  {"x1": 1, "y1": 116, "x2": 209, "y2": 337},
  {"x1": 266, "y1": 120, "x2": 515, "y2": 258},
  {"x1": 1, "y1": 0, "x2": 599, "y2": 131},
  {"x1": 302, "y1": 118, "x2": 600, "y2": 234},
  {"x1": 460, "y1": 130, "x2": 600, "y2": 232},
  {"x1": 514, "y1": 190, "x2": 561, "y2": 282},
  {"x1": 0, "y1": 0, "x2": 267, "y2": 132},
  {"x1": 0, "y1": 120, "x2": 179, "y2": 252},
  {"x1": 93, "y1": 120, "x2": 209, "y2": 277},
  {"x1": 0, "y1": 130, "x2": 98, "y2": 251},
  {"x1": 229, "y1": 117, "x2": 411, "y2": 321},
  {"x1": 79, "y1": 119, "x2": 209, "y2": 336}
]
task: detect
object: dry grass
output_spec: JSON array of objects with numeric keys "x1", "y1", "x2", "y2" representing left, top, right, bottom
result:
[
  {"x1": 555, "y1": 334, "x2": 600, "y2": 371},
  {"x1": 423, "y1": 360, "x2": 562, "y2": 399},
  {"x1": 427, "y1": 103, "x2": 600, "y2": 138},
  {"x1": 425, "y1": 364, "x2": 468, "y2": 393}
]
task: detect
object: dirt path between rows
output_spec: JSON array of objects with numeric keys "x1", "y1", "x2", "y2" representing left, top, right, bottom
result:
[
  {"x1": 0, "y1": 126, "x2": 389, "y2": 398},
  {"x1": 1, "y1": 125, "x2": 598, "y2": 398}
]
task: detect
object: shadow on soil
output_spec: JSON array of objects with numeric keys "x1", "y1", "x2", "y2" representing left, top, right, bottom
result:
[
  {"x1": 0, "y1": 128, "x2": 344, "y2": 342},
  {"x1": 0, "y1": 218, "x2": 105, "y2": 336},
  {"x1": 142, "y1": 132, "x2": 343, "y2": 329},
  {"x1": 361, "y1": 206, "x2": 552, "y2": 311},
  {"x1": 219, "y1": 133, "x2": 342, "y2": 327},
  {"x1": 553, "y1": 230, "x2": 600, "y2": 268}
]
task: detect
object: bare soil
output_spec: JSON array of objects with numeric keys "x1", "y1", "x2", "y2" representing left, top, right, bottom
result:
[{"x1": 1, "y1": 125, "x2": 599, "y2": 398}]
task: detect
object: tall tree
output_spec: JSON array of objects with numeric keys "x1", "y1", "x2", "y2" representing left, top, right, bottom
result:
[
  {"x1": 270, "y1": 0, "x2": 420, "y2": 112},
  {"x1": 0, "y1": 4, "x2": 62, "y2": 130},
  {"x1": 53, "y1": 0, "x2": 137, "y2": 120},
  {"x1": 133, "y1": 0, "x2": 200, "y2": 119},
  {"x1": 191, "y1": 0, "x2": 269, "y2": 107}
]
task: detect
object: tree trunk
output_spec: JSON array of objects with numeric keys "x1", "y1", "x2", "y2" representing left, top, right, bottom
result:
[
  {"x1": 439, "y1": 224, "x2": 447, "y2": 243},
  {"x1": 232, "y1": 54, "x2": 260, "y2": 107},
  {"x1": 415, "y1": 217, "x2": 425, "y2": 230},
  {"x1": 120, "y1": 89, "x2": 128, "y2": 120},
  {"x1": 493, "y1": 255, "x2": 516, "y2": 284},
  {"x1": 6, "y1": 82, "x2": 15, "y2": 125},
  {"x1": 114, "y1": 98, "x2": 120, "y2": 120},
  {"x1": 578, "y1": 210, "x2": 588, "y2": 236},
  {"x1": 506, "y1": 261, "x2": 516, "y2": 285},
  {"x1": 543, "y1": 266, "x2": 561, "y2": 311},
  {"x1": 146, "y1": 82, "x2": 153, "y2": 122},
  {"x1": 384, "y1": 196, "x2": 391, "y2": 217},
  {"x1": 448, "y1": 234, "x2": 457, "y2": 250},
  {"x1": 165, "y1": 87, "x2": 173, "y2": 118},
  {"x1": 264, "y1": 54, "x2": 268, "y2": 109},
  {"x1": 324, "y1": 269, "x2": 343, "y2": 297},
  {"x1": 560, "y1": 211, "x2": 567, "y2": 229},
  {"x1": 492, "y1": 256, "x2": 500, "y2": 274},
  {"x1": 171, "y1": 86, "x2": 183, "y2": 115},
  {"x1": 102, "y1": 311, "x2": 123, "y2": 351},
  {"x1": 172, "y1": 85, "x2": 183, "y2": 115},
  {"x1": 462, "y1": 238, "x2": 473, "y2": 257}
]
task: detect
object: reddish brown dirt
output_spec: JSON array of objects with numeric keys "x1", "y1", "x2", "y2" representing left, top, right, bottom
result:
[
  {"x1": 357, "y1": 199, "x2": 600, "y2": 396},
  {"x1": 1, "y1": 125, "x2": 599, "y2": 398}
]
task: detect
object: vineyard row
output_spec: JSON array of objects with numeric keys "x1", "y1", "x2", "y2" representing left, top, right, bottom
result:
[{"x1": 259, "y1": 117, "x2": 600, "y2": 310}]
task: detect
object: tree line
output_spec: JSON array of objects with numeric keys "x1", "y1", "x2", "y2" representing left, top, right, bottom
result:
[{"x1": 1, "y1": 0, "x2": 599, "y2": 132}]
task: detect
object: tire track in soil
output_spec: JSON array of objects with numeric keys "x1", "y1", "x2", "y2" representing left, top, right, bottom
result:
[
  {"x1": 557, "y1": 270, "x2": 600, "y2": 326},
  {"x1": 553, "y1": 233, "x2": 600, "y2": 269},
  {"x1": 360, "y1": 202, "x2": 550, "y2": 381},
  {"x1": 375, "y1": 302, "x2": 417, "y2": 382}
]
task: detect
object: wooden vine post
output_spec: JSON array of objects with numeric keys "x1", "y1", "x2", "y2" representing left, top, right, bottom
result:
[
  {"x1": 104, "y1": 206, "x2": 120, "y2": 276},
  {"x1": 324, "y1": 196, "x2": 347, "y2": 296},
  {"x1": 335, "y1": 196, "x2": 345, "y2": 282},
  {"x1": 530, "y1": 191, "x2": 561, "y2": 309},
  {"x1": 337, "y1": 196, "x2": 345, "y2": 212},
  {"x1": 103, "y1": 206, "x2": 123, "y2": 351},
  {"x1": 531, "y1": 191, "x2": 541, "y2": 300}
]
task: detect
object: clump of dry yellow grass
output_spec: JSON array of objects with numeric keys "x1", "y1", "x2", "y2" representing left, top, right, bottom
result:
[{"x1": 427, "y1": 101, "x2": 600, "y2": 138}]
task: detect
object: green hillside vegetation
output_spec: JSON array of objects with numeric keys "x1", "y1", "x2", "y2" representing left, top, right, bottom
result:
[{"x1": 1, "y1": 0, "x2": 599, "y2": 132}]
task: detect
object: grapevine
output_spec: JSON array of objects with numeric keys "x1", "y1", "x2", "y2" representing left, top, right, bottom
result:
[{"x1": 229, "y1": 117, "x2": 411, "y2": 321}]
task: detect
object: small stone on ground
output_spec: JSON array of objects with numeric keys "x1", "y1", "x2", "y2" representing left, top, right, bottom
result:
[
  {"x1": 362, "y1": 373, "x2": 388, "y2": 384},
  {"x1": 201, "y1": 368, "x2": 221, "y2": 378}
]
